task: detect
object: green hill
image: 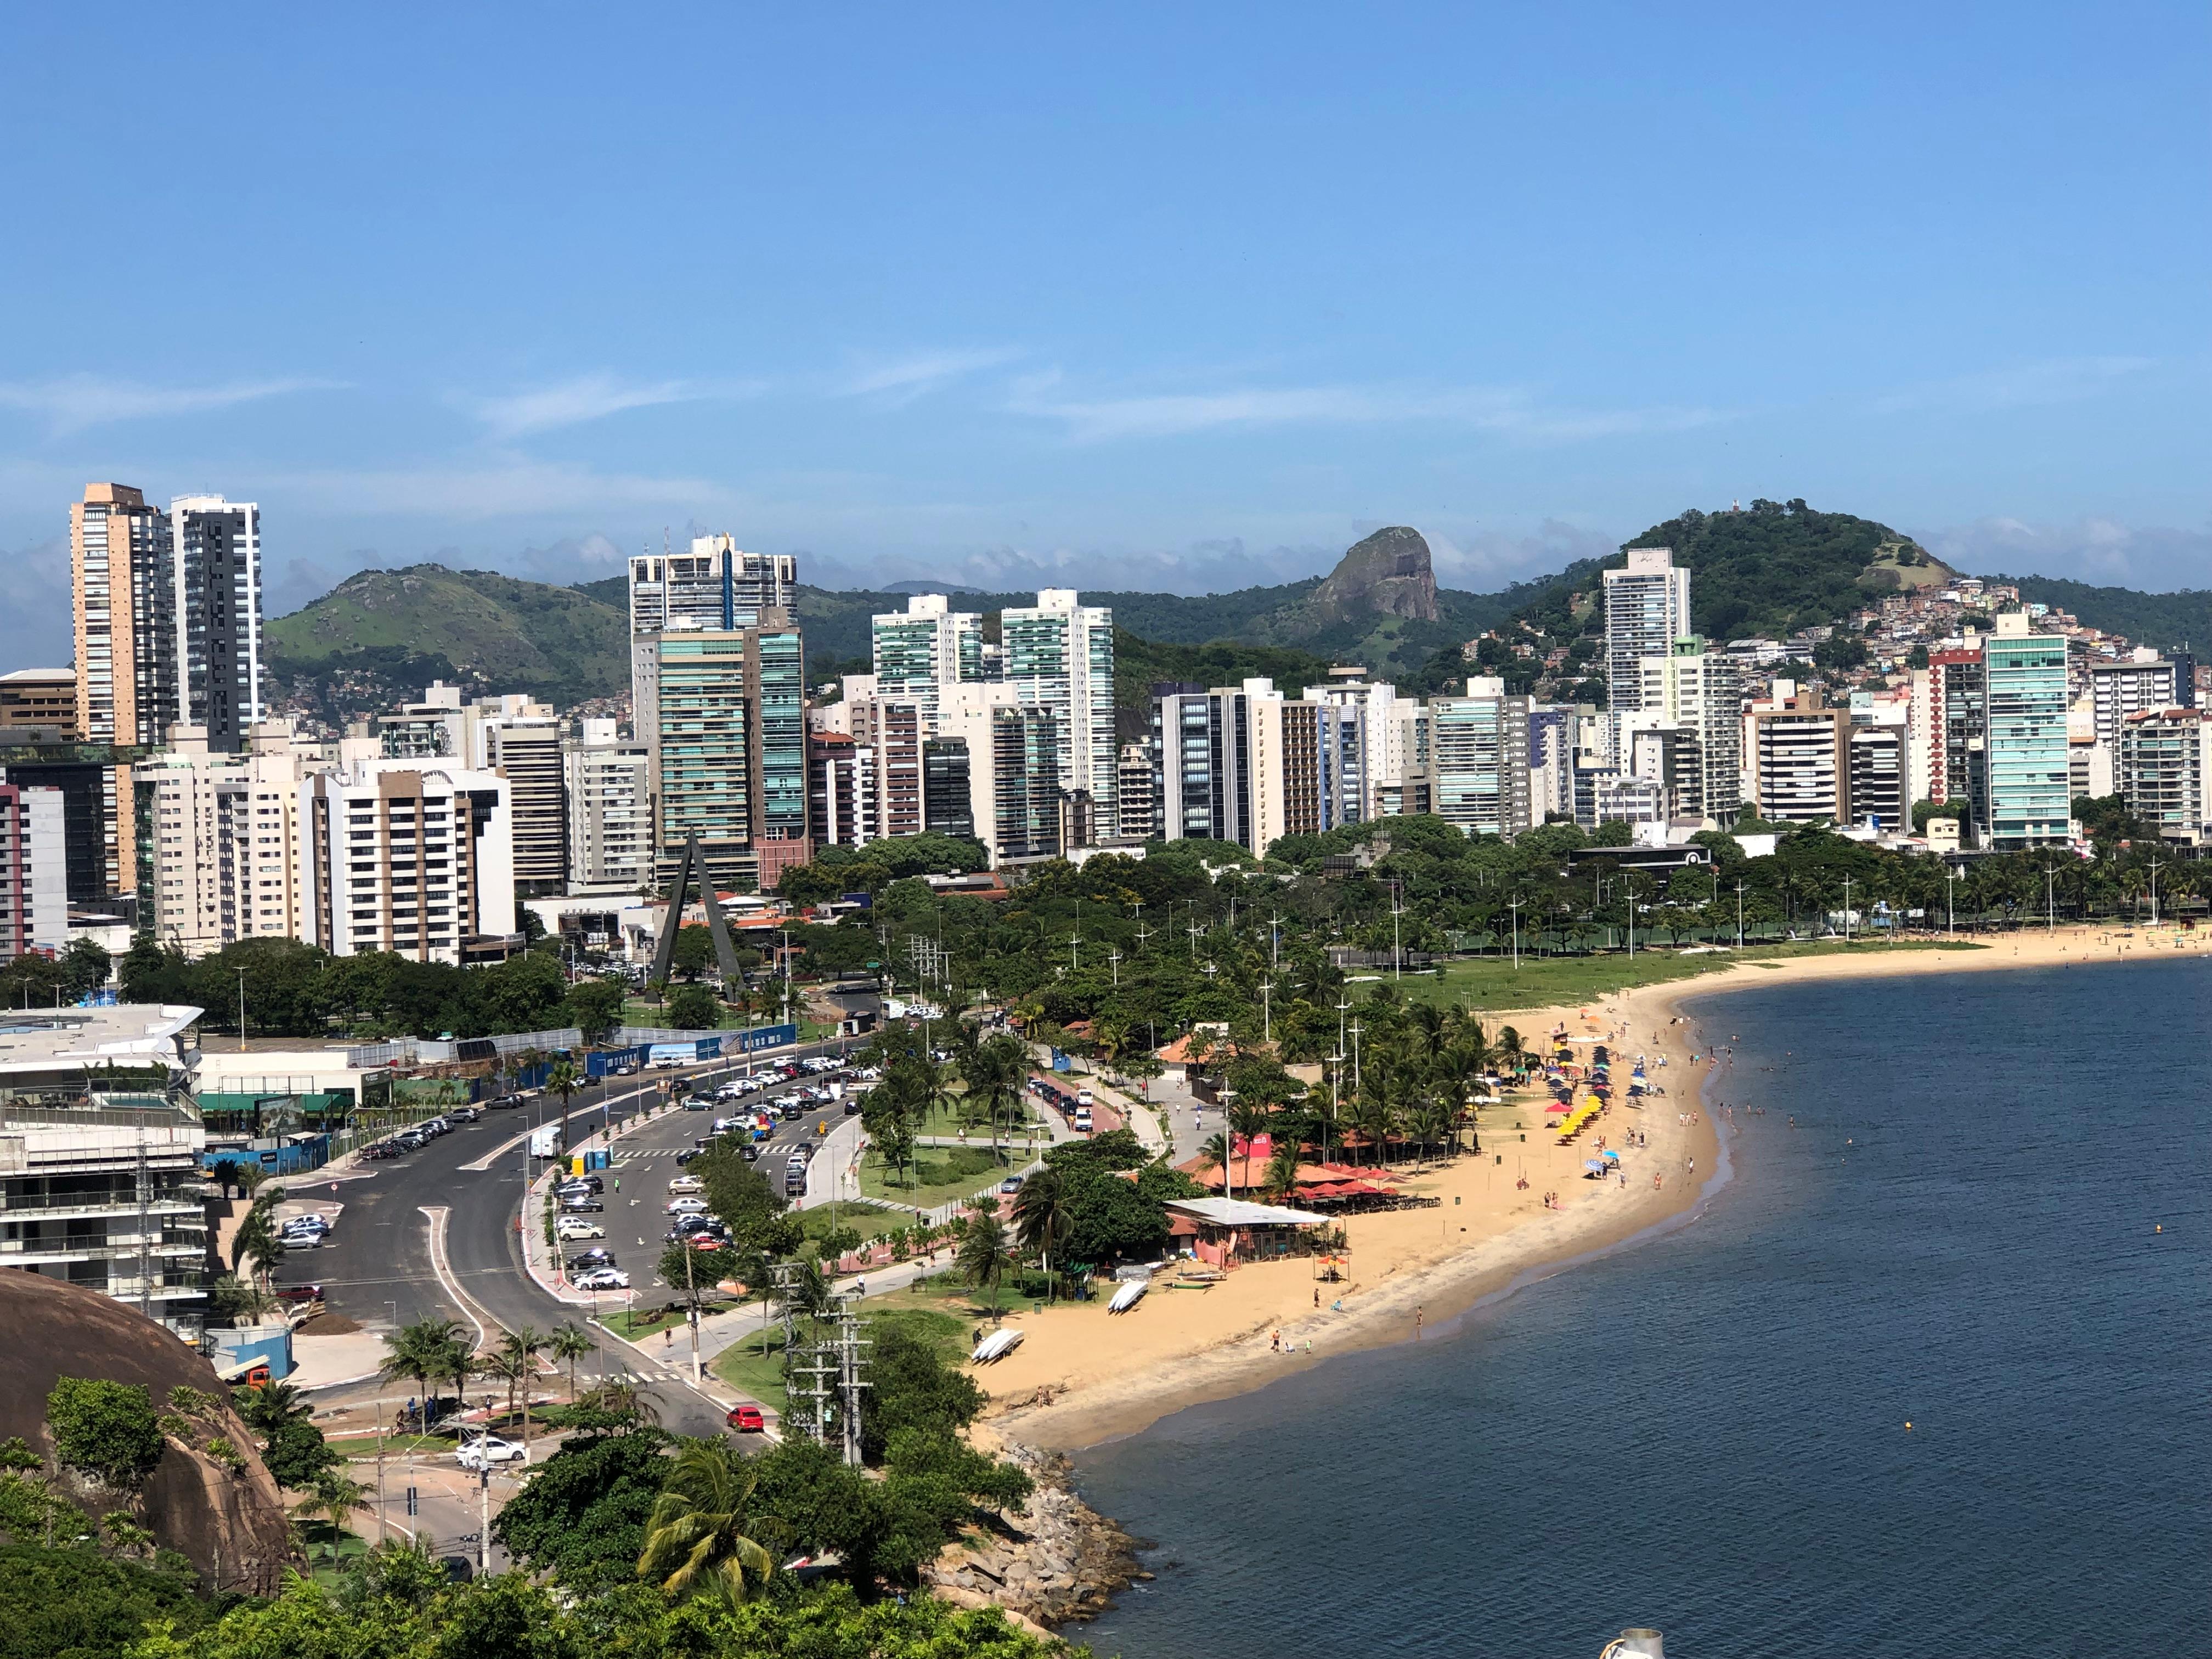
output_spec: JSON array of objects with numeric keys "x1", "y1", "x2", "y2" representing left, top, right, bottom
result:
[
  {"x1": 1991, "y1": 575, "x2": 2212, "y2": 655},
  {"x1": 266, "y1": 565, "x2": 629, "y2": 714}
]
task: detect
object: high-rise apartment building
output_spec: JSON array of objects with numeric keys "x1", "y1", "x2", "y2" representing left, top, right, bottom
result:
[
  {"x1": 649, "y1": 623, "x2": 811, "y2": 893},
  {"x1": 135, "y1": 722, "x2": 317, "y2": 956},
  {"x1": 1979, "y1": 612, "x2": 2072, "y2": 849},
  {"x1": 871, "y1": 596, "x2": 984, "y2": 735},
  {"x1": 1633, "y1": 639, "x2": 1742, "y2": 823},
  {"x1": 1303, "y1": 673, "x2": 1408, "y2": 821},
  {"x1": 1928, "y1": 648, "x2": 1986, "y2": 821},
  {"x1": 1115, "y1": 740, "x2": 1158, "y2": 842},
  {"x1": 564, "y1": 719, "x2": 651, "y2": 891},
  {"x1": 988, "y1": 705, "x2": 1064, "y2": 864},
  {"x1": 2089, "y1": 653, "x2": 2196, "y2": 750},
  {"x1": 1748, "y1": 685, "x2": 1851, "y2": 823},
  {"x1": 0, "y1": 785, "x2": 67, "y2": 962},
  {"x1": 168, "y1": 496, "x2": 263, "y2": 752},
  {"x1": 921, "y1": 737, "x2": 975, "y2": 839},
  {"x1": 628, "y1": 536, "x2": 797, "y2": 634},
  {"x1": 1604, "y1": 547, "x2": 1691, "y2": 728},
  {"x1": 303, "y1": 761, "x2": 515, "y2": 962},
  {"x1": 2118, "y1": 707, "x2": 2212, "y2": 844},
  {"x1": 1426, "y1": 678, "x2": 1533, "y2": 838},
  {"x1": 1000, "y1": 590, "x2": 1115, "y2": 818},
  {"x1": 475, "y1": 699, "x2": 565, "y2": 896},
  {"x1": 806, "y1": 731, "x2": 874, "y2": 850},
  {"x1": 71, "y1": 483, "x2": 176, "y2": 747}
]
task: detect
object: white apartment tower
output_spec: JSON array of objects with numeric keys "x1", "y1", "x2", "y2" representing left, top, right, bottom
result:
[
  {"x1": 1000, "y1": 589, "x2": 1116, "y2": 818},
  {"x1": 871, "y1": 595, "x2": 984, "y2": 735},
  {"x1": 1634, "y1": 639, "x2": 1742, "y2": 823},
  {"x1": 136, "y1": 721, "x2": 317, "y2": 957},
  {"x1": 302, "y1": 761, "x2": 515, "y2": 963},
  {"x1": 565, "y1": 719, "x2": 652, "y2": 891},
  {"x1": 1604, "y1": 547, "x2": 1692, "y2": 729}
]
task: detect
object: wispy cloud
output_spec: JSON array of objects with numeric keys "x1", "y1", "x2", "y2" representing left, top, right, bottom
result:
[
  {"x1": 273, "y1": 457, "x2": 741, "y2": 520},
  {"x1": 1870, "y1": 355, "x2": 2154, "y2": 417},
  {"x1": 837, "y1": 348, "x2": 1022, "y2": 407},
  {"x1": 461, "y1": 373, "x2": 765, "y2": 439},
  {"x1": 1007, "y1": 374, "x2": 1728, "y2": 444},
  {"x1": 1927, "y1": 514, "x2": 2212, "y2": 589},
  {"x1": 0, "y1": 375, "x2": 339, "y2": 435}
]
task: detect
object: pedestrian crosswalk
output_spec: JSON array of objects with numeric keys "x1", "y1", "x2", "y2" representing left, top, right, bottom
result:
[{"x1": 618, "y1": 1147, "x2": 684, "y2": 1159}]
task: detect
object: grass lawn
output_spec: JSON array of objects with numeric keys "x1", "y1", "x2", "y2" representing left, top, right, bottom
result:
[
  {"x1": 713, "y1": 1324, "x2": 793, "y2": 1415},
  {"x1": 1411, "y1": 938, "x2": 1987, "y2": 1016},
  {"x1": 325, "y1": 1431, "x2": 452, "y2": 1460},
  {"x1": 297, "y1": 1521, "x2": 369, "y2": 1587},
  {"x1": 858, "y1": 1144, "x2": 1009, "y2": 1210},
  {"x1": 794, "y1": 1201, "x2": 907, "y2": 1244},
  {"x1": 605, "y1": 1306, "x2": 690, "y2": 1340}
]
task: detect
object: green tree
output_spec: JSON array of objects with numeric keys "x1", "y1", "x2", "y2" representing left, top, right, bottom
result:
[
  {"x1": 636, "y1": 1440, "x2": 775, "y2": 1605},
  {"x1": 379, "y1": 1317, "x2": 469, "y2": 1426},
  {"x1": 44, "y1": 1379, "x2": 164, "y2": 1494},
  {"x1": 492, "y1": 1427, "x2": 673, "y2": 1591},
  {"x1": 305, "y1": 1470, "x2": 371, "y2": 1564},
  {"x1": 548, "y1": 1323, "x2": 593, "y2": 1402},
  {"x1": 665, "y1": 983, "x2": 721, "y2": 1031},
  {"x1": 0, "y1": 1543, "x2": 215, "y2": 1656},
  {"x1": 956, "y1": 1210, "x2": 1014, "y2": 1316},
  {"x1": 1010, "y1": 1166, "x2": 1073, "y2": 1299}
]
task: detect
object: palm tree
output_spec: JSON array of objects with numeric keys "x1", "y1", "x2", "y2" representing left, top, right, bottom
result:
[
  {"x1": 475, "y1": 1347, "x2": 529, "y2": 1435},
  {"x1": 307, "y1": 1470, "x2": 372, "y2": 1565},
  {"x1": 636, "y1": 1440, "x2": 775, "y2": 1606},
  {"x1": 501, "y1": 1327, "x2": 547, "y2": 1454},
  {"x1": 579, "y1": 1377, "x2": 660, "y2": 1428},
  {"x1": 1262, "y1": 1135, "x2": 1304, "y2": 1202},
  {"x1": 547, "y1": 1058, "x2": 582, "y2": 1147},
  {"x1": 957, "y1": 1207, "x2": 1014, "y2": 1318},
  {"x1": 234, "y1": 1379, "x2": 312, "y2": 1437},
  {"x1": 549, "y1": 1323, "x2": 593, "y2": 1403},
  {"x1": 1011, "y1": 1167, "x2": 1073, "y2": 1300},
  {"x1": 379, "y1": 1317, "x2": 466, "y2": 1427}
]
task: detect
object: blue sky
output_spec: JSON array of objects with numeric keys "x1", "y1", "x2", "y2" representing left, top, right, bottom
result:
[{"x1": 1, "y1": 4, "x2": 2205, "y2": 665}]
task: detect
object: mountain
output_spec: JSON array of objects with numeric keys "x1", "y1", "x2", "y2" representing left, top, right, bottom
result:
[{"x1": 266, "y1": 565, "x2": 629, "y2": 718}]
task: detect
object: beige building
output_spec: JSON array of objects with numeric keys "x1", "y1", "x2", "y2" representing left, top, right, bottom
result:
[
  {"x1": 0, "y1": 670, "x2": 77, "y2": 735},
  {"x1": 135, "y1": 722, "x2": 321, "y2": 957},
  {"x1": 302, "y1": 761, "x2": 514, "y2": 963},
  {"x1": 71, "y1": 482, "x2": 175, "y2": 747}
]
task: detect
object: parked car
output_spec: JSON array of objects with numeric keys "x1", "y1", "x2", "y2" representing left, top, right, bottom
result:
[
  {"x1": 614, "y1": 1063, "x2": 639, "y2": 1077},
  {"x1": 447, "y1": 1105, "x2": 483, "y2": 1124},
  {"x1": 675, "y1": 1148, "x2": 703, "y2": 1166},
  {"x1": 741, "y1": 1143, "x2": 762, "y2": 1162},
  {"x1": 666, "y1": 1196, "x2": 709, "y2": 1215},
  {"x1": 560, "y1": 1197, "x2": 605, "y2": 1213},
  {"x1": 574, "y1": 1267, "x2": 629, "y2": 1291},
  {"x1": 555, "y1": 1217, "x2": 605, "y2": 1240},
  {"x1": 725, "y1": 1404, "x2": 766, "y2": 1432},
  {"x1": 843, "y1": 1098, "x2": 864, "y2": 1116},
  {"x1": 275, "y1": 1283, "x2": 324, "y2": 1305},
  {"x1": 567, "y1": 1174, "x2": 605, "y2": 1193},
  {"x1": 667, "y1": 1174, "x2": 704, "y2": 1193},
  {"x1": 779, "y1": 1102, "x2": 802, "y2": 1121},
  {"x1": 566, "y1": 1248, "x2": 616, "y2": 1271},
  {"x1": 485, "y1": 1093, "x2": 523, "y2": 1110},
  {"x1": 456, "y1": 1435, "x2": 527, "y2": 1470}
]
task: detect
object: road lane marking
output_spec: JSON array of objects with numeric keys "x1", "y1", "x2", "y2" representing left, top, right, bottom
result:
[{"x1": 419, "y1": 1206, "x2": 489, "y2": 1348}]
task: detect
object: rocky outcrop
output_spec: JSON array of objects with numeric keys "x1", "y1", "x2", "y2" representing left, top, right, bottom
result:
[
  {"x1": 924, "y1": 1435, "x2": 1146, "y2": 1627},
  {"x1": 1306, "y1": 527, "x2": 1440, "y2": 625},
  {"x1": 0, "y1": 1273, "x2": 296, "y2": 1593}
]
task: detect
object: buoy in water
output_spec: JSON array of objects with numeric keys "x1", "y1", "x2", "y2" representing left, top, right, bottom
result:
[{"x1": 1904, "y1": 1421, "x2": 1913, "y2": 1431}]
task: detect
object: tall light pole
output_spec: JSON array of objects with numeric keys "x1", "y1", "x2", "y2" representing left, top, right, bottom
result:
[
  {"x1": 2148, "y1": 854, "x2": 2167, "y2": 927},
  {"x1": 1735, "y1": 879, "x2": 1746, "y2": 948},
  {"x1": 238, "y1": 969, "x2": 247, "y2": 1053},
  {"x1": 1508, "y1": 897, "x2": 1522, "y2": 970},
  {"x1": 1268, "y1": 911, "x2": 1283, "y2": 970},
  {"x1": 1108, "y1": 949, "x2": 1121, "y2": 988},
  {"x1": 1390, "y1": 882, "x2": 1404, "y2": 980},
  {"x1": 2042, "y1": 861, "x2": 2057, "y2": 932},
  {"x1": 1842, "y1": 877, "x2": 1855, "y2": 942},
  {"x1": 1259, "y1": 978, "x2": 1274, "y2": 1046},
  {"x1": 1946, "y1": 866, "x2": 1957, "y2": 937},
  {"x1": 1187, "y1": 921, "x2": 1203, "y2": 961}
]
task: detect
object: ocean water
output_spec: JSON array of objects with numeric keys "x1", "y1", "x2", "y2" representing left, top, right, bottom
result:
[{"x1": 1073, "y1": 959, "x2": 2212, "y2": 1659}]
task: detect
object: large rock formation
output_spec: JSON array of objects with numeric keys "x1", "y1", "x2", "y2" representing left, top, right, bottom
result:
[
  {"x1": 0, "y1": 1273, "x2": 296, "y2": 1593},
  {"x1": 923, "y1": 1432, "x2": 1144, "y2": 1626},
  {"x1": 1305, "y1": 526, "x2": 1440, "y2": 625}
]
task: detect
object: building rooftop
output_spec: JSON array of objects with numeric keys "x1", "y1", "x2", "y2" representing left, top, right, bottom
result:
[{"x1": 0, "y1": 1006, "x2": 202, "y2": 1073}]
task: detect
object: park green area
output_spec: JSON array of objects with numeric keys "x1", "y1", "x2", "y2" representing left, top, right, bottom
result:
[{"x1": 1412, "y1": 936, "x2": 1987, "y2": 1014}]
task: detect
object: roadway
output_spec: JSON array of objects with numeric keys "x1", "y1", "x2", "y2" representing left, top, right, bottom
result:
[{"x1": 273, "y1": 1035, "x2": 869, "y2": 1437}]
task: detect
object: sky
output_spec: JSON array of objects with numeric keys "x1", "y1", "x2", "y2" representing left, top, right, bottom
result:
[{"x1": 1, "y1": 4, "x2": 2206, "y2": 667}]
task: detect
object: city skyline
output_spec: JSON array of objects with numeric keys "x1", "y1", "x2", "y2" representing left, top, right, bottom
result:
[{"x1": 3, "y1": 7, "x2": 2208, "y2": 670}]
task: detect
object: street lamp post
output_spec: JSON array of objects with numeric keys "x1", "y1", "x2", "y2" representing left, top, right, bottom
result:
[{"x1": 1735, "y1": 879, "x2": 1745, "y2": 948}]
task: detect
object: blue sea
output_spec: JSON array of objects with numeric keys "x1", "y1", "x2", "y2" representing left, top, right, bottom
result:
[{"x1": 1073, "y1": 958, "x2": 2212, "y2": 1658}]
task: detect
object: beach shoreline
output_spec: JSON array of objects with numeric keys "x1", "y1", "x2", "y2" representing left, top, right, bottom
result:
[{"x1": 991, "y1": 922, "x2": 2205, "y2": 1454}]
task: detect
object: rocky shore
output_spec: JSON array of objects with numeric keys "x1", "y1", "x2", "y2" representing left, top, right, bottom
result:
[{"x1": 926, "y1": 1434, "x2": 1147, "y2": 1628}]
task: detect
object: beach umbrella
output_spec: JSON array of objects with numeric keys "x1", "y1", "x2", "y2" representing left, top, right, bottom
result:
[
  {"x1": 1545, "y1": 1102, "x2": 1570, "y2": 1113},
  {"x1": 1584, "y1": 1159, "x2": 1607, "y2": 1172}
]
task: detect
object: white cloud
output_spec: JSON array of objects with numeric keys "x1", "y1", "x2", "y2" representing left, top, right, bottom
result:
[
  {"x1": 1870, "y1": 356, "x2": 2155, "y2": 417},
  {"x1": 0, "y1": 375, "x2": 339, "y2": 435},
  {"x1": 1007, "y1": 374, "x2": 1727, "y2": 445},
  {"x1": 461, "y1": 374, "x2": 765, "y2": 439},
  {"x1": 273, "y1": 456, "x2": 742, "y2": 520},
  {"x1": 839, "y1": 348, "x2": 1020, "y2": 406},
  {"x1": 1928, "y1": 514, "x2": 2212, "y2": 589}
]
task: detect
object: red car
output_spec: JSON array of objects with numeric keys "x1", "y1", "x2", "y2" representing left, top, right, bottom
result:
[{"x1": 726, "y1": 1404, "x2": 765, "y2": 1433}]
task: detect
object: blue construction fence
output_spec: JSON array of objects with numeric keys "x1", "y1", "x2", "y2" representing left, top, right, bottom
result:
[
  {"x1": 588, "y1": 1024, "x2": 798, "y2": 1075},
  {"x1": 202, "y1": 1134, "x2": 332, "y2": 1178}
]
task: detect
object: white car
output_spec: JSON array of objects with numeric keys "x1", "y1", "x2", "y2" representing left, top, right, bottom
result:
[
  {"x1": 574, "y1": 1267, "x2": 630, "y2": 1291},
  {"x1": 667, "y1": 1174, "x2": 704, "y2": 1193},
  {"x1": 555, "y1": 1218, "x2": 605, "y2": 1241},
  {"x1": 456, "y1": 1435, "x2": 527, "y2": 1470},
  {"x1": 666, "y1": 1195, "x2": 709, "y2": 1215}
]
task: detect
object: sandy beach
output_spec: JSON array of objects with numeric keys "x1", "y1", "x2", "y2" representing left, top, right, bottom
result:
[{"x1": 992, "y1": 922, "x2": 2208, "y2": 1451}]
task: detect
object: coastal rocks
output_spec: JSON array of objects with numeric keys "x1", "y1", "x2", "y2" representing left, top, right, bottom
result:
[{"x1": 926, "y1": 1434, "x2": 1144, "y2": 1626}]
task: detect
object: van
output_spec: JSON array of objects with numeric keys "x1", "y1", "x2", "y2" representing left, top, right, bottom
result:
[{"x1": 1073, "y1": 1108, "x2": 1093, "y2": 1133}]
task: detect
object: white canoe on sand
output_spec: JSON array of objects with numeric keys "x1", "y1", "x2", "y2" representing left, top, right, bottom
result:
[
  {"x1": 970, "y1": 1327, "x2": 1026, "y2": 1363},
  {"x1": 1107, "y1": 1278, "x2": 1148, "y2": 1314}
]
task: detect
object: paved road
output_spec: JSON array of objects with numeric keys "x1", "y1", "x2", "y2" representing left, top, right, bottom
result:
[{"x1": 273, "y1": 1037, "x2": 869, "y2": 1437}]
